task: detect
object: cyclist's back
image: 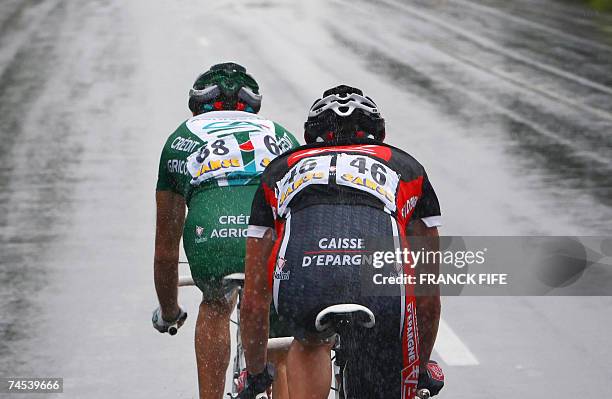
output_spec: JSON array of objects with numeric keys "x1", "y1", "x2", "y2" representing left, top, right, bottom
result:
[
  {"x1": 158, "y1": 110, "x2": 297, "y2": 293},
  {"x1": 153, "y1": 62, "x2": 298, "y2": 399},
  {"x1": 245, "y1": 85, "x2": 443, "y2": 399}
]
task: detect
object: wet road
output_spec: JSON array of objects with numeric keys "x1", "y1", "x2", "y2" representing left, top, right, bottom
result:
[{"x1": 0, "y1": 0, "x2": 611, "y2": 398}]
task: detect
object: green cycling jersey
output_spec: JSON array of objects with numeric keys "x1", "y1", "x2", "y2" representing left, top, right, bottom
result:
[
  {"x1": 157, "y1": 110, "x2": 298, "y2": 203},
  {"x1": 156, "y1": 111, "x2": 298, "y2": 336}
]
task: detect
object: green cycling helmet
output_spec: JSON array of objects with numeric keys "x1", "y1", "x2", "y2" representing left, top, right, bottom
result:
[{"x1": 188, "y1": 62, "x2": 262, "y2": 114}]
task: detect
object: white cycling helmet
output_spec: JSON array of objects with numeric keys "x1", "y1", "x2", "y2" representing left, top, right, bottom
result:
[{"x1": 304, "y1": 85, "x2": 385, "y2": 143}]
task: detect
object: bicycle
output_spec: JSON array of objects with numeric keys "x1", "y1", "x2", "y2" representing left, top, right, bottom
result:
[
  {"x1": 315, "y1": 304, "x2": 432, "y2": 399},
  {"x1": 177, "y1": 273, "x2": 292, "y2": 398},
  {"x1": 177, "y1": 274, "x2": 431, "y2": 399}
]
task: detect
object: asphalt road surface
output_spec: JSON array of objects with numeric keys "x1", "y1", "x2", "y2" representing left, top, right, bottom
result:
[{"x1": 1, "y1": 0, "x2": 611, "y2": 398}]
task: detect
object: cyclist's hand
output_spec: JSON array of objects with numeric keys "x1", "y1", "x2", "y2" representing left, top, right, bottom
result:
[
  {"x1": 152, "y1": 306, "x2": 187, "y2": 334},
  {"x1": 418, "y1": 360, "x2": 445, "y2": 396},
  {"x1": 237, "y1": 363, "x2": 275, "y2": 399}
]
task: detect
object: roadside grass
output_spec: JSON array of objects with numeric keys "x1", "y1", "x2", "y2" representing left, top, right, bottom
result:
[{"x1": 584, "y1": 0, "x2": 612, "y2": 12}]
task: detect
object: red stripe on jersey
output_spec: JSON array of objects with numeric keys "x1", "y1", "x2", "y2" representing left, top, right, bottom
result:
[
  {"x1": 262, "y1": 182, "x2": 279, "y2": 226},
  {"x1": 287, "y1": 145, "x2": 392, "y2": 167},
  {"x1": 262, "y1": 182, "x2": 276, "y2": 207},
  {"x1": 261, "y1": 181, "x2": 283, "y2": 288},
  {"x1": 398, "y1": 214, "x2": 420, "y2": 399},
  {"x1": 395, "y1": 176, "x2": 424, "y2": 233},
  {"x1": 267, "y1": 222, "x2": 285, "y2": 289},
  {"x1": 401, "y1": 281, "x2": 420, "y2": 397}
]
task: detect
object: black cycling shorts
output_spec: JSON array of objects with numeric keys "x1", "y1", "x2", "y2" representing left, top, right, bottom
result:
[{"x1": 272, "y1": 204, "x2": 420, "y2": 398}]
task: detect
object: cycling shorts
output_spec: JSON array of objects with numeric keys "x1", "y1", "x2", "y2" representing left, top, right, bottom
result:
[
  {"x1": 273, "y1": 204, "x2": 417, "y2": 398},
  {"x1": 183, "y1": 185, "x2": 290, "y2": 338}
]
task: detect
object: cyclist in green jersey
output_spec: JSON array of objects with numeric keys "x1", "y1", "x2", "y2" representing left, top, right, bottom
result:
[{"x1": 152, "y1": 62, "x2": 299, "y2": 399}]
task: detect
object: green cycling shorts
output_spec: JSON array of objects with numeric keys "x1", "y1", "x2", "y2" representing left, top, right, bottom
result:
[{"x1": 183, "y1": 185, "x2": 290, "y2": 338}]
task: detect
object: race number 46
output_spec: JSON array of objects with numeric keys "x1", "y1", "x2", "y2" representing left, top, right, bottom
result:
[{"x1": 336, "y1": 154, "x2": 400, "y2": 211}]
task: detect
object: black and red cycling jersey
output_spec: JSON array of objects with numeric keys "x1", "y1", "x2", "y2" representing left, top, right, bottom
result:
[
  {"x1": 247, "y1": 139, "x2": 442, "y2": 399},
  {"x1": 248, "y1": 139, "x2": 441, "y2": 239}
]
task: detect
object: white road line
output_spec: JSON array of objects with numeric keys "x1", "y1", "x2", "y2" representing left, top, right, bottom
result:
[
  {"x1": 434, "y1": 318, "x2": 479, "y2": 366},
  {"x1": 449, "y1": 0, "x2": 612, "y2": 53},
  {"x1": 378, "y1": 0, "x2": 612, "y2": 96}
]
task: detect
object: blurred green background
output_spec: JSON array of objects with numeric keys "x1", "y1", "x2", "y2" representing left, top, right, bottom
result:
[{"x1": 581, "y1": 0, "x2": 612, "y2": 12}]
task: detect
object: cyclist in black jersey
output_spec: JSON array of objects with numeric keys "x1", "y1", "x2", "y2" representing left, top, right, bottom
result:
[{"x1": 240, "y1": 85, "x2": 444, "y2": 399}]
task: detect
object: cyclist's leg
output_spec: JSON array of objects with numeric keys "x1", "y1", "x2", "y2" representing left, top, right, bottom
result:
[
  {"x1": 183, "y1": 186, "x2": 254, "y2": 399},
  {"x1": 286, "y1": 339, "x2": 333, "y2": 399},
  {"x1": 274, "y1": 267, "x2": 335, "y2": 399},
  {"x1": 268, "y1": 305, "x2": 291, "y2": 399},
  {"x1": 267, "y1": 348, "x2": 288, "y2": 399},
  {"x1": 194, "y1": 291, "x2": 237, "y2": 399}
]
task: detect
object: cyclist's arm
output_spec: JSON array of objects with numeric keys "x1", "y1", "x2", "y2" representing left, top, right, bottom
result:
[
  {"x1": 242, "y1": 230, "x2": 274, "y2": 374},
  {"x1": 410, "y1": 220, "x2": 441, "y2": 370},
  {"x1": 154, "y1": 190, "x2": 186, "y2": 319},
  {"x1": 242, "y1": 183, "x2": 276, "y2": 374},
  {"x1": 408, "y1": 170, "x2": 442, "y2": 369}
]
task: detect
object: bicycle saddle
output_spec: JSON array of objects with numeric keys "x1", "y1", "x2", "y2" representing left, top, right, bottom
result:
[
  {"x1": 315, "y1": 304, "x2": 376, "y2": 333},
  {"x1": 223, "y1": 273, "x2": 245, "y2": 286}
]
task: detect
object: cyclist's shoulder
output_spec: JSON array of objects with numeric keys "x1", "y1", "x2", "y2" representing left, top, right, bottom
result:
[
  {"x1": 264, "y1": 139, "x2": 419, "y2": 163},
  {"x1": 261, "y1": 140, "x2": 427, "y2": 178},
  {"x1": 268, "y1": 119, "x2": 292, "y2": 135},
  {"x1": 250, "y1": 115, "x2": 298, "y2": 145},
  {"x1": 161, "y1": 119, "x2": 201, "y2": 150},
  {"x1": 381, "y1": 142, "x2": 426, "y2": 171}
]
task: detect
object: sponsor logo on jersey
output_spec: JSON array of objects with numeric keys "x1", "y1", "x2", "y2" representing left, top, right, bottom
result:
[
  {"x1": 171, "y1": 136, "x2": 201, "y2": 152},
  {"x1": 274, "y1": 258, "x2": 290, "y2": 280},
  {"x1": 405, "y1": 301, "x2": 418, "y2": 367},
  {"x1": 219, "y1": 215, "x2": 250, "y2": 225},
  {"x1": 167, "y1": 159, "x2": 190, "y2": 175},
  {"x1": 187, "y1": 117, "x2": 272, "y2": 140},
  {"x1": 318, "y1": 237, "x2": 364, "y2": 250},
  {"x1": 339, "y1": 173, "x2": 395, "y2": 202},
  {"x1": 278, "y1": 171, "x2": 326, "y2": 206},
  {"x1": 195, "y1": 225, "x2": 208, "y2": 243},
  {"x1": 195, "y1": 226, "x2": 205, "y2": 237},
  {"x1": 401, "y1": 196, "x2": 419, "y2": 218},
  {"x1": 276, "y1": 155, "x2": 333, "y2": 216},
  {"x1": 202, "y1": 120, "x2": 269, "y2": 135},
  {"x1": 194, "y1": 158, "x2": 242, "y2": 177},
  {"x1": 210, "y1": 228, "x2": 248, "y2": 238},
  {"x1": 401, "y1": 300, "x2": 420, "y2": 399},
  {"x1": 301, "y1": 254, "x2": 364, "y2": 267},
  {"x1": 301, "y1": 237, "x2": 367, "y2": 267},
  {"x1": 276, "y1": 135, "x2": 295, "y2": 153}
]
